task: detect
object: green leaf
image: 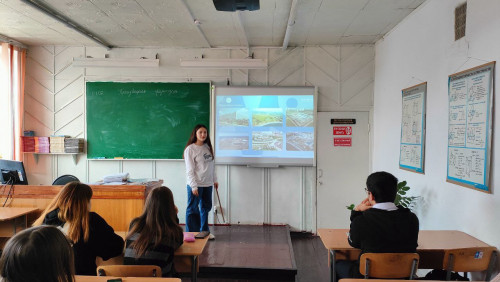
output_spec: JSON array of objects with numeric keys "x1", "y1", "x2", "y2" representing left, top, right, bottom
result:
[
  {"x1": 346, "y1": 204, "x2": 355, "y2": 211},
  {"x1": 397, "y1": 181, "x2": 407, "y2": 189},
  {"x1": 399, "y1": 191, "x2": 406, "y2": 195},
  {"x1": 401, "y1": 187, "x2": 410, "y2": 191}
]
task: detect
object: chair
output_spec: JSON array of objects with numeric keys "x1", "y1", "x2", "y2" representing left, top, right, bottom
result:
[
  {"x1": 97, "y1": 265, "x2": 162, "y2": 277},
  {"x1": 52, "y1": 174, "x2": 79, "y2": 185},
  {"x1": 443, "y1": 247, "x2": 497, "y2": 281},
  {"x1": 359, "y1": 253, "x2": 419, "y2": 279}
]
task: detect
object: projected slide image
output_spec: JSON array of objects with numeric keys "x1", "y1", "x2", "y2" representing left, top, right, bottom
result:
[
  {"x1": 218, "y1": 108, "x2": 249, "y2": 126},
  {"x1": 219, "y1": 136, "x2": 249, "y2": 150},
  {"x1": 286, "y1": 109, "x2": 313, "y2": 127},
  {"x1": 252, "y1": 109, "x2": 283, "y2": 127},
  {"x1": 286, "y1": 132, "x2": 314, "y2": 151},
  {"x1": 252, "y1": 131, "x2": 283, "y2": 151}
]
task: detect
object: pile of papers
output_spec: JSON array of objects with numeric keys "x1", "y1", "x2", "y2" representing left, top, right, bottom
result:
[
  {"x1": 49, "y1": 136, "x2": 66, "y2": 153},
  {"x1": 21, "y1": 137, "x2": 35, "y2": 152},
  {"x1": 103, "y1": 172, "x2": 130, "y2": 183},
  {"x1": 35, "y1": 137, "x2": 50, "y2": 153},
  {"x1": 64, "y1": 138, "x2": 84, "y2": 153}
]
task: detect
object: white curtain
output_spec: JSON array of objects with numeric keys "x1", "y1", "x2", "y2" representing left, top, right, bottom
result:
[{"x1": 0, "y1": 43, "x2": 26, "y2": 160}]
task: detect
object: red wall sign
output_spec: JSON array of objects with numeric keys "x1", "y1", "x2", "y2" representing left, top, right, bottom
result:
[
  {"x1": 333, "y1": 126, "x2": 352, "y2": 135},
  {"x1": 334, "y1": 137, "x2": 352, "y2": 147}
]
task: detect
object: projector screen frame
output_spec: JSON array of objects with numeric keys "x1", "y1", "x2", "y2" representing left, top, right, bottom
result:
[{"x1": 213, "y1": 86, "x2": 317, "y2": 167}]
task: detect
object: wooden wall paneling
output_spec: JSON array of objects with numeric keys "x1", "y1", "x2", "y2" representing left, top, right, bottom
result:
[
  {"x1": 268, "y1": 48, "x2": 304, "y2": 86},
  {"x1": 23, "y1": 45, "x2": 375, "y2": 231},
  {"x1": 228, "y1": 166, "x2": 264, "y2": 224},
  {"x1": 269, "y1": 167, "x2": 302, "y2": 229},
  {"x1": 305, "y1": 46, "x2": 340, "y2": 111},
  {"x1": 1, "y1": 185, "x2": 149, "y2": 231},
  {"x1": 339, "y1": 45, "x2": 374, "y2": 108}
]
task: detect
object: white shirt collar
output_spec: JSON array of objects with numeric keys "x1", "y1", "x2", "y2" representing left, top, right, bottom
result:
[{"x1": 372, "y1": 202, "x2": 398, "y2": 211}]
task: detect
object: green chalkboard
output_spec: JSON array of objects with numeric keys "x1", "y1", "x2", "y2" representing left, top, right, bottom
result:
[{"x1": 86, "y1": 82, "x2": 210, "y2": 159}]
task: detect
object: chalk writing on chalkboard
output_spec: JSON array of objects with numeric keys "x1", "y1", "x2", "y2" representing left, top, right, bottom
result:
[{"x1": 86, "y1": 82, "x2": 210, "y2": 159}]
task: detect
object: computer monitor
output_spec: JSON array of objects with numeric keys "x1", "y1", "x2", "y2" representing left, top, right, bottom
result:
[{"x1": 0, "y1": 160, "x2": 28, "y2": 185}]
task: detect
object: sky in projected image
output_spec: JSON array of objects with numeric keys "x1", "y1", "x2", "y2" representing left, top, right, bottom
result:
[{"x1": 215, "y1": 94, "x2": 314, "y2": 164}]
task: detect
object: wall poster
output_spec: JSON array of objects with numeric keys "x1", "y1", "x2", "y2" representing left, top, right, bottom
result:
[
  {"x1": 447, "y1": 62, "x2": 495, "y2": 193},
  {"x1": 400, "y1": 82, "x2": 426, "y2": 173}
]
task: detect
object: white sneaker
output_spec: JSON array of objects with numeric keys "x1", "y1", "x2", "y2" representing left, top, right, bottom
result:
[{"x1": 208, "y1": 233, "x2": 215, "y2": 240}]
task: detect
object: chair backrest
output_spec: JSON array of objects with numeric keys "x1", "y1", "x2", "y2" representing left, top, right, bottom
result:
[
  {"x1": 97, "y1": 265, "x2": 162, "y2": 277},
  {"x1": 52, "y1": 174, "x2": 79, "y2": 185},
  {"x1": 359, "y1": 253, "x2": 419, "y2": 279},
  {"x1": 443, "y1": 247, "x2": 496, "y2": 273}
]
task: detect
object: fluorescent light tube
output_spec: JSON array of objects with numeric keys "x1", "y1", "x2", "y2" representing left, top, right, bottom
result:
[
  {"x1": 72, "y1": 58, "x2": 159, "y2": 68},
  {"x1": 180, "y1": 58, "x2": 267, "y2": 69}
]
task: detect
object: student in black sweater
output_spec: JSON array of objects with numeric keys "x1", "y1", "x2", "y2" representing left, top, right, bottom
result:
[
  {"x1": 124, "y1": 186, "x2": 183, "y2": 277},
  {"x1": 33, "y1": 182, "x2": 124, "y2": 276},
  {"x1": 336, "y1": 171, "x2": 419, "y2": 279}
]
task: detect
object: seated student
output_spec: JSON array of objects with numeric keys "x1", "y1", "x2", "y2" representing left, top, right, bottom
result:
[
  {"x1": 124, "y1": 186, "x2": 183, "y2": 277},
  {"x1": 336, "y1": 171, "x2": 419, "y2": 279},
  {"x1": 0, "y1": 225, "x2": 75, "y2": 282},
  {"x1": 33, "y1": 181, "x2": 124, "y2": 276}
]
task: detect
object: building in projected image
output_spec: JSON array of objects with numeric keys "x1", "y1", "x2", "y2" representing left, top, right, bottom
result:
[
  {"x1": 286, "y1": 109, "x2": 313, "y2": 127},
  {"x1": 252, "y1": 109, "x2": 283, "y2": 127},
  {"x1": 286, "y1": 132, "x2": 313, "y2": 151},
  {"x1": 252, "y1": 131, "x2": 283, "y2": 151},
  {"x1": 219, "y1": 136, "x2": 249, "y2": 150},
  {"x1": 219, "y1": 109, "x2": 249, "y2": 126}
]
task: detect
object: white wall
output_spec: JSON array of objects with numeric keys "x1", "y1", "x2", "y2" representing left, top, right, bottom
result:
[
  {"x1": 374, "y1": 0, "x2": 500, "y2": 261},
  {"x1": 23, "y1": 45, "x2": 374, "y2": 232}
]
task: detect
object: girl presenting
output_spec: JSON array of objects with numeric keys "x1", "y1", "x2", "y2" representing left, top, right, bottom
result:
[{"x1": 184, "y1": 124, "x2": 218, "y2": 239}]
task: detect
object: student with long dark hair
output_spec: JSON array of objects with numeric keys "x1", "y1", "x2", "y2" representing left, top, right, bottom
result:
[
  {"x1": 124, "y1": 186, "x2": 184, "y2": 277},
  {"x1": 33, "y1": 181, "x2": 124, "y2": 276},
  {"x1": 0, "y1": 225, "x2": 75, "y2": 282},
  {"x1": 183, "y1": 124, "x2": 218, "y2": 239}
]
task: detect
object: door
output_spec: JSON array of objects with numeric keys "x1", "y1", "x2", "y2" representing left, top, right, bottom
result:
[{"x1": 317, "y1": 112, "x2": 370, "y2": 229}]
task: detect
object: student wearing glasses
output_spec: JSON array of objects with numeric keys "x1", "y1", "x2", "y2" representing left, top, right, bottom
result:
[{"x1": 336, "y1": 171, "x2": 419, "y2": 279}]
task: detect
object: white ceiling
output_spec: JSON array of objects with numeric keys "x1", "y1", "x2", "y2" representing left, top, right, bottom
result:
[{"x1": 0, "y1": 0, "x2": 426, "y2": 49}]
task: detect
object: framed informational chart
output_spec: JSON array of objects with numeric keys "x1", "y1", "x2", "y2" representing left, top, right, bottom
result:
[
  {"x1": 400, "y1": 82, "x2": 426, "y2": 173},
  {"x1": 447, "y1": 62, "x2": 495, "y2": 193}
]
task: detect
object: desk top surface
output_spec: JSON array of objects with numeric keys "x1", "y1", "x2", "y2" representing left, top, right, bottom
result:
[
  {"x1": 317, "y1": 229, "x2": 493, "y2": 251},
  {"x1": 115, "y1": 231, "x2": 209, "y2": 256},
  {"x1": 0, "y1": 207, "x2": 39, "y2": 221},
  {"x1": 76, "y1": 276, "x2": 180, "y2": 282}
]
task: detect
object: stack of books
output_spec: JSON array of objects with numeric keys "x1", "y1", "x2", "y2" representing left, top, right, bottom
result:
[
  {"x1": 64, "y1": 138, "x2": 84, "y2": 153},
  {"x1": 21, "y1": 136, "x2": 35, "y2": 152},
  {"x1": 49, "y1": 136, "x2": 66, "y2": 153},
  {"x1": 35, "y1": 137, "x2": 50, "y2": 153}
]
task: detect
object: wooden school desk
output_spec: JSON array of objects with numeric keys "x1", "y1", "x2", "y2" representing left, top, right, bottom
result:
[
  {"x1": 318, "y1": 229, "x2": 497, "y2": 282},
  {"x1": 0, "y1": 207, "x2": 38, "y2": 237},
  {"x1": 1, "y1": 182, "x2": 162, "y2": 231},
  {"x1": 108, "y1": 232, "x2": 209, "y2": 282},
  {"x1": 76, "y1": 276, "x2": 180, "y2": 282}
]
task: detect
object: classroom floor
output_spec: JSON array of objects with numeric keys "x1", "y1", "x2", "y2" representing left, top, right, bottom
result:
[{"x1": 181, "y1": 225, "x2": 329, "y2": 282}]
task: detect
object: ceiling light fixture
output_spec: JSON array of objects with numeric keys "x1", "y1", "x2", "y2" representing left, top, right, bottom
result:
[
  {"x1": 180, "y1": 58, "x2": 267, "y2": 69},
  {"x1": 20, "y1": 0, "x2": 113, "y2": 49},
  {"x1": 72, "y1": 58, "x2": 159, "y2": 68}
]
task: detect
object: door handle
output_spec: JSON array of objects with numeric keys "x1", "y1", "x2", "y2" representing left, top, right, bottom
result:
[{"x1": 318, "y1": 169, "x2": 323, "y2": 178}]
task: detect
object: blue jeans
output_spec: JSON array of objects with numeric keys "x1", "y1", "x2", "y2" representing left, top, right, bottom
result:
[{"x1": 186, "y1": 185, "x2": 213, "y2": 232}]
